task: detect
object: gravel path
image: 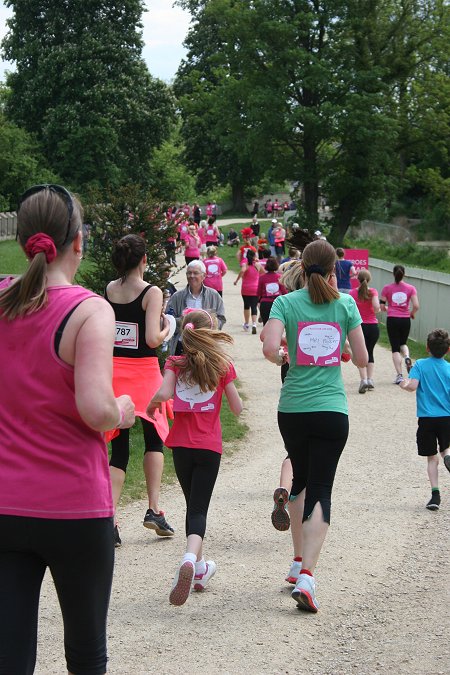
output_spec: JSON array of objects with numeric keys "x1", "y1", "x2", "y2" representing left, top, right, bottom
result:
[{"x1": 36, "y1": 255, "x2": 449, "y2": 674}]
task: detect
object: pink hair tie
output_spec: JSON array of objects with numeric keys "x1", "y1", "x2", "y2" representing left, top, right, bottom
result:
[
  {"x1": 25, "y1": 233, "x2": 57, "y2": 264},
  {"x1": 184, "y1": 322, "x2": 195, "y2": 330},
  {"x1": 182, "y1": 308, "x2": 195, "y2": 316}
]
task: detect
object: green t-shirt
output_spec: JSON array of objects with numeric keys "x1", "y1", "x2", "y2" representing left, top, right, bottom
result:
[{"x1": 270, "y1": 289, "x2": 361, "y2": 414}]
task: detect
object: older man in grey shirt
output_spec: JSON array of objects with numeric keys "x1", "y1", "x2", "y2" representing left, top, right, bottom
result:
[{"x1": 166, "y1": 260, "x2": 226, "y2": 355}]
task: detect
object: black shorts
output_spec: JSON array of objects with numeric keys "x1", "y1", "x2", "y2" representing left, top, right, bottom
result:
[
  {"x1": 416, "y1": 417, "x2": 450, "y2": 456},
  {"x1": 242, "y1": 294, "x2": 258, "y2": 314},
  {"x1": 386, "y1": 316, "x2": 411, "y2": 353}
]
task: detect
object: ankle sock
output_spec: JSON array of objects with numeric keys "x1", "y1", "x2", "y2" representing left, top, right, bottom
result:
[
  {"x1": 293, "y1": 556, "x2": 302, "y2": 563},
  {"x1": 195, "y1": 558, "x2": 207, "y2": 575},
  {"x1": 300, "y1": 568, "x2": 313, "y2": 577},
  {"x1": 182, "y1": 552, "x2": 197, "y2": 566},
  {"x1": 431, "y1": 487, "x2": 440, "y2": 492}
]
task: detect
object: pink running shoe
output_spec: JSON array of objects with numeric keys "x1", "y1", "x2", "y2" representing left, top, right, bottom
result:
[
  {"x1": 169, "y1": 561, "x2": 195, "y2": 606},
  {"x1": 193, "y1": 560, "x2": 217, "y2": 591}
]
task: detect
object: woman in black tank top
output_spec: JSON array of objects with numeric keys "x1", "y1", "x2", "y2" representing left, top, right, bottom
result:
[{"x1": 105, "y1": 234, "x2": 175, "y2": 545}]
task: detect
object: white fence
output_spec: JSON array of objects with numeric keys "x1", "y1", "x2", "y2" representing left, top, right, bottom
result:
[
  {"x1": 369, "y1": 258, "x2": 450, "y2": 343},
  {"x1": 0, "y1": 212, "x2": 17, "y2": 240}
]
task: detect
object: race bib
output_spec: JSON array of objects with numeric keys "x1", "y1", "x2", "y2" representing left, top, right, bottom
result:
[
  {"x1": 296, "y1": 322, "x2": 342, "y2": 366},
  {"x1": 173, "y1": 379, "x2": 218, "y2": 412},
  {"x1": 115, "y1": 321, "x2": 138, "y2": 349}
]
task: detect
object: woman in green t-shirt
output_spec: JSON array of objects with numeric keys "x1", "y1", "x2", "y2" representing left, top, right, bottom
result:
[{"x1": 262, "y1": 239, "x2": 367, "y2": 613}]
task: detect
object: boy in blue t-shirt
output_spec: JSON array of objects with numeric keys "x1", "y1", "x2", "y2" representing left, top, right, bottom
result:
[{"x1": 401, "y1": 329, "x2": 450, "y2": 510}]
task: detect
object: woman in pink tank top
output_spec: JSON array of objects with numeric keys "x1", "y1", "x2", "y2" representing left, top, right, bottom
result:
[
  {"x1": 0, "y1": 185, "x2": 135, "y2": 674},
  {"x1": 233, "y1": 249, "x2": 264, "y2": 334}
]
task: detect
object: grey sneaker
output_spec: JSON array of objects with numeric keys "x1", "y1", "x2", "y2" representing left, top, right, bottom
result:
[
  {"x1": 366, "y1": 379, "x2": 375, "y2": 390},
  {"x1": 358, "y1": 380, "x2": 368, "y2": 394},
  {"x1": 143, "y1": 509, "x2": 174, "y2": 536},
  {"x1": 113, "y1": 524, "x2": 122, "y2": 548},
  {"x1": 394, "y1": 373, "x2": 404, "y2": 385},
  {"x1": 405, "y1": 357, "x2": 413, "y2": 374}
]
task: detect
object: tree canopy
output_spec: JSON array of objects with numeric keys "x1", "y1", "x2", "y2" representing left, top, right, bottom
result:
[{"x1": 2, "y1": 0, "x2": 175, "y2": 196}]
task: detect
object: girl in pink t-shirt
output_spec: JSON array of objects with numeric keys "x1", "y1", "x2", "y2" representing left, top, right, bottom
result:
[
  {"x1": 380, "y1": 265, "x2": 419, "y2": 384},
  {"x1": 203, "y1": 246, "x2": 228, "y2": 295},
  {"x1": 183, "y1": 225, "x2": 201, "y2": 264},
  {"x1": 233, "y1": 249, "x2": 264, "y2": 333},
  {"x1": 147, "y1": 310, "x2": 242, "y2": 606},
  {"x1": 349, "y1": 269, "x2": 380, "y2": 392}
]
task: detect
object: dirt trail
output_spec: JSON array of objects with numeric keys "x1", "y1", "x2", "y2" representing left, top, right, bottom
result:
[{"x1": 36, "y1": 255, "x2": 449, "y2": 674}]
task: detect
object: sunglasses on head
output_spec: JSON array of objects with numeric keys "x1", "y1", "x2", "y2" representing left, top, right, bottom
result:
[{"x1": 18, "y1": 184, "x2": 74, "y2": 246}]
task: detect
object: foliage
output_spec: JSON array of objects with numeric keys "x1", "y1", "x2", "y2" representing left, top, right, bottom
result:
[
  {"x1": 147, "y1": 121, "x2": 197, "y2": 204},
  {"x1": 79, "y1": 184, "x2": 177, "y2": 295},
  {"x1": 2, "y1": 0, "x2": 175, "y2": 195},
  {"x1": 0, "y1": 111, "x2": 58, "y2": 210},
  {"x1": 347, "y1": 237, "x2": 450, "y2": 274},
  {"x1": 176, "y1": 0, "x2": 448, "y2": 243}
]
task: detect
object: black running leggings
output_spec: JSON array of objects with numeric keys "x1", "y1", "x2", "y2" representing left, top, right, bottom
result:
[
  {"x1": 361, "y1": 323, "x2": 380, "y2": 363},
  {"x1": 172, "y1": 447, "x2": 221, "y2": 538},
  {"x1": 0, "y1": 515, "x2": 114, "y2": 675},
  {"x1": 386, "y1": 316, "x2": 411, "y2": 353},
  {"x1": 277, "y1": 411, "x2": 349, "y2": 524},
  {"x1": 110, "y1": 417, "x2": 163, "y2": 473}
]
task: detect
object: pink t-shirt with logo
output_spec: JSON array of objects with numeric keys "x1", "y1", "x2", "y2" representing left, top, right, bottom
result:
[
  {"x1": 205, "y1": 225, "x2": 218, "y2": 243},
  {"x1": 184, "y1": 234, "x2": 200, "y2": 258},
  {"x1": 241, "y1": 263, "x2": 261, "y2": 296},
  {"x1": 164, "y1": 358, "x2": 237, "y2": 454},
  {"x1": 381, "y1": 281, "x2": 417, "y2": 318},
  {"x1": 258, "y1": 271, "x2": 287, "y2": 303},
  {"x1": 349, "y1": 288, "x2": 379, "y2": 324},
  {"x1": 203, "y1": 256, "x2": 228, "y2": 292}
]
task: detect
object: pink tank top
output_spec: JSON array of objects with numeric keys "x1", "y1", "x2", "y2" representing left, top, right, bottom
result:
[
  {"x1": 0, "y1": 282, "x2": 113, "y2": 519},
  {"x1": 241, "y1": 264, "x2": 261, "y2": 296}
]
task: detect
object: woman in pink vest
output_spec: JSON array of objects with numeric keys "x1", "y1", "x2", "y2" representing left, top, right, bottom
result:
[
  {"x1": 234, "y1": 249, "x2": 264, "y2": 334},
  {"x1": 0, "y1": 185, "x2": 135, "y2": 674},
  {"x1": 380, "y1": 264, "x2": 419, "y2": 384},
  {"x1": 203, "y1": 245, "x2": 228, "y2": 296},
  {"x1": 183, "y1": 223, "x2": 201, "y2": 264},
  {"x1": 349, "y1": 269, "x2": 380, "y2": 392}
]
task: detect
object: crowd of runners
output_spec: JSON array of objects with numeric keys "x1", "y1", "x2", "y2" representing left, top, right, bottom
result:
[{"x1": 0, "y1": 186, "x2": 449, "y2": 673}]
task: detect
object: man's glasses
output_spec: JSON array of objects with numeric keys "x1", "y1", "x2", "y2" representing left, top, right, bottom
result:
[{"x1": 18, "y1": 184, "x2": 74, "y2": 246}]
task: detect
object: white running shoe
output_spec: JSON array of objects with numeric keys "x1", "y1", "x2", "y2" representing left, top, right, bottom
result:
[
  {"x1": 291, "y1": 573, "x2": 319, "y2": 612},
  {"x1": 394, "y1": 373, "x2": 404, "y2": 385},
  {"x1": 193, "y1": 560, "x2": 217, "y2": 591},
  {"x1": 285, "y1": 559, "x2": 302, "y2": 585},
  {"x1": 169, "y1": 561, "x2": 195, "y2": 606},
  {"x1": 243, "y1": 323, "x2": 249, "y2": 331},
  {"x1": 366, "y1": 379, "x2": 375, "y2": 390}
]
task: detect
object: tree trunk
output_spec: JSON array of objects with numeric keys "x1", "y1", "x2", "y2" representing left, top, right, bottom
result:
[
  {"x1": 231, "y1": 183, "x2": 248, "y2": 213},
  {"x1": 328, "y1": 197, "x2": 355, "y2": 246},
  {"x1": 302, "y1": 135, "x2": 319, "y2": 229}
]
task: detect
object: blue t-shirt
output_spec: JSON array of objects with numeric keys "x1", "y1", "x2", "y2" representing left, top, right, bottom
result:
[
  {"x1": 409, "y1": 357, "x2": 450, "y2": 418},
  {"x1": 335, "y1": 259, "x2": 353, "y2": 290},
  {"x1": 270, "y1": 289, "x2": 361, "y2": 414}
]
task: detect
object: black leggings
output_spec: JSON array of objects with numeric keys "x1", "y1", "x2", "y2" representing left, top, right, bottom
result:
[
  {"x1": 242, "y1": 294, "x2": 258, "y2": 314},
  {"x1": 361, "y1": 323, "x2": 380, "y2": 363},
  {"x1": 277, "y1": 411, "x2": 349, "y2": 524},
  {"x1": 386, "y1": 316, "x2": 411, "y2": 353},
  {"x1": 259, "y1": 301, "x2": 274, "y2": 325},
  {"x1": 110, "y1": 417, "x2": 163, "y2": 473},
  {"x1": 0, "y1": 515, "x2": 114, "y2": 675},
  {"x1": 172, "y1": 447, "x2": 221, "y2": 538}
]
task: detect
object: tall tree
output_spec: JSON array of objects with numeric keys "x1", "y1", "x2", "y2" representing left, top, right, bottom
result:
[
  {"x1": 177, "y1": 0, "x2": 447, "y2": 243},
  {"x1": 2, "y1": 0, "x2": 175, "y2": 194}
]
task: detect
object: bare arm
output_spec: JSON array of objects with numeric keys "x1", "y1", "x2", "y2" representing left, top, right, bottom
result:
[
  {"x1": 224, "y1": 381, "x2": 243, "y2": 416},
  {"x1": 379, "y1": 295, "x2": 387, "y2": 312},
  {"x1": 262, "y1": 318, "x2": 286, "y2": 365},
  {"x1": 234, "y1": 265, "x2": 246, "y2": 285},
  {"x1": 71, "y1": 298, "x2": 135, "y2": 431},
  {"x1": 347, "y1": 325, "x2": 368, "y2": 368},
  {"x1": 371, "y1": 292, "x2": 380, "y2": 314},
  {"x1": 400, "y1": 377, "x2": 419, "y2": 392},
  {"x1": 410, "y1": 294, "x2": 419, "y2": 319},
  {"x1": 146, "y1": 369, "x2": 177, "y2": 418},
  {"x1": 144, "y1": 285, "x2": 170, "y2": 348}
]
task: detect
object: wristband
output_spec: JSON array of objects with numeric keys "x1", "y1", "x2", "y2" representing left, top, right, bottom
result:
[
  {"x1": 379, "y1": 300, "x2": 386, "y2": 304},
  {"x1": 115, "y1": 407, "x2": 125, "y2": 429}
]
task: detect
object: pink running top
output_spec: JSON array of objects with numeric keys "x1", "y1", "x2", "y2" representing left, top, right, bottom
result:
[
  {"x1": 0, "y1": 282, "x2": 113, "y2": 519},
  {"x1": 241, "y1": 263, "x2": 261, "y2": 296},
  {"x1": 381, "y1": 281, "x2": 417, "y2": 318},
  {"x1": 203, "y1": 256, "x2": 228, "y2": 292},
  {"x1": 349, "y1": 287, "x2": 379, "y2": 324},
  {"x1": 164, "y1": 358, "x2": 237, "y2": 454}
]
